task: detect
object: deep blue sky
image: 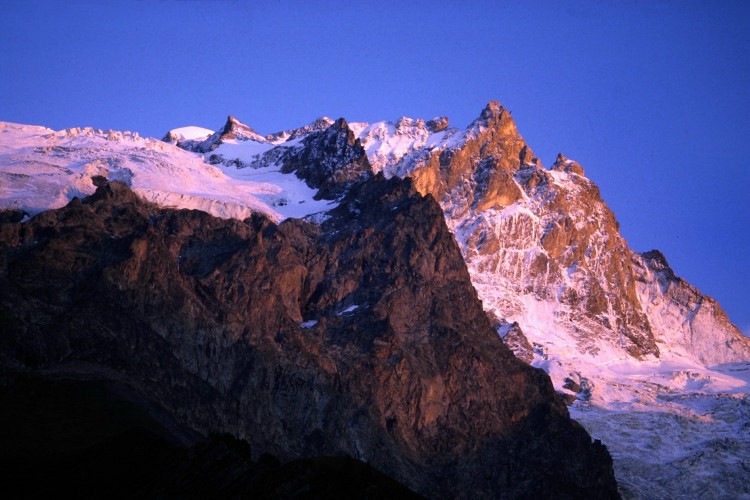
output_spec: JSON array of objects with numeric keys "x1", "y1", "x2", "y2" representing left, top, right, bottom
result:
[{"x1": 1, "y1": 1, "x2": 748, "y2": 335}]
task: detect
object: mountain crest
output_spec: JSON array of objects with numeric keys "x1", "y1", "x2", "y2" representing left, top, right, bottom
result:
[{"x1": 2, "y1": 102, "x2": 748, "y2": 498}]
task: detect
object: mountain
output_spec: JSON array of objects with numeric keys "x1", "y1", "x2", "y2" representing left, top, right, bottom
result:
[
  {"x1": 1, "y1": 101, "x2": 748, "y2": 497},
  {"x1": 160, "y1": 103, "x2": 749, "y2": 497},
  {"x1": 183, "y1": 102, "x2": 748, "y2": 375},
  {"x1": 0, "y1": 374, "x2": 422, "y2": 499},
  {"x1": 0, "y1": 175, "x2": 617, "y2": 498}
]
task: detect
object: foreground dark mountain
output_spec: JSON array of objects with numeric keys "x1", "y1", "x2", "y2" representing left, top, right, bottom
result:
[
  {"x1": 0, "y1": 374, "x2": 420, "y2": 499},
  {"x1": 0, "y1": 178, "x2": 618, "y2": 498}
]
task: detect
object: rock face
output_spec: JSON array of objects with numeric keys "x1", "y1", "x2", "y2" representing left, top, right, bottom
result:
[
  {"x1": 278, "y1": 118, "x2": 372, "y2": 199},
  {"x1": 0, "y1": 374, "x2": 421, "y2": 499},
  {"x1": 380, "y1": 102, "x2": 659, "y2": 360},
  {"x1": 633, "y1": 250, "x2": 750, "y2": 365},
  {"x1": 0, "y1": 179, "x2": 618, "y2": 498}
]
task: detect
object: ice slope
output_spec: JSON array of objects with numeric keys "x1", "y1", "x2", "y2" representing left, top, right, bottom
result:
[{"x1": 0, "y1": 122, "x2": 335, "y2": 222}]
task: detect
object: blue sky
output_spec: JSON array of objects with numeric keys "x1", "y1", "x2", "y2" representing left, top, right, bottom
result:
[{"x1": 1, "y1": 0, "x2": 748, "y2": 335}]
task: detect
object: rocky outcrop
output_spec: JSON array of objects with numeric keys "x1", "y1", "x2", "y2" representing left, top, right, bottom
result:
[
  {"x1": 426, "y1": 116, "x2": 449, "y2": 133},
  {"x1": 162, "y1": 129, "x2": 182, "y2": 144},
  {"x1": 0, "y1": 373, "x2": 420, "y2": 499},
  {"x1": 268, "y1": 116, "x2": 335, "y2": 142},
  {"x1": 0, "y1": 179, "x2": 618, "y2": 498},
  {"x1": 278, "y1": 118, "x2": 372, "y2": 199}
]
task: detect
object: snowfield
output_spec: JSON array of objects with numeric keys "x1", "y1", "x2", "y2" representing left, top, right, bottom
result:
[{"x1": 0, "y1": 122, "x2": 336, "y2": 222}]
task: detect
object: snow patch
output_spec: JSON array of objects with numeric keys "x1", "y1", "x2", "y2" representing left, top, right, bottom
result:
[{"x1": 337, "y1": 305, "x2": 359, "y2": 315}]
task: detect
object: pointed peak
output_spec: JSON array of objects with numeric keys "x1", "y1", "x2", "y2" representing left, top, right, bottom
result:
[
  {"x1": 223, "y1": 115, "x2": 256, "y2": 133},
  {"x1": 222, "y1": 115, "x2": 242, "y2": 134},
  {"x1": 215, "y1": 115, "x2": 266, "y2": 144}
]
